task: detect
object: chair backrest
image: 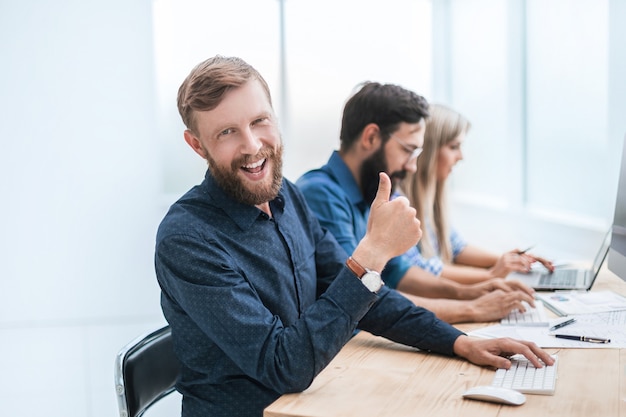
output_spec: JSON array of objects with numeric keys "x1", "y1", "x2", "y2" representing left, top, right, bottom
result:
[{"x1": 114, "y1": 325, "x2": 181, "y2": 417}]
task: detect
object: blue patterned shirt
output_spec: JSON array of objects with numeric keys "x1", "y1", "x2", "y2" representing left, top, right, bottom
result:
[{"x1": 155, "y1": 169, "x2": 463, "y2": 417}]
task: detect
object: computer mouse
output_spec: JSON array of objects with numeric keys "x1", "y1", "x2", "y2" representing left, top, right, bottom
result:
[{"x1": 462, "y1": 385, "x2": 526, "y2": 405}]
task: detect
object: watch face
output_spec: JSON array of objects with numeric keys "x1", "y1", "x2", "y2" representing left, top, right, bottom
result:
[{"x1": 361, "y1": 271, "x2": 383, "y2": 293}]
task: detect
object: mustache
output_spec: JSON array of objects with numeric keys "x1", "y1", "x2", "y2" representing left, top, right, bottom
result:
[
  {"x1": 390, "y1": 170, "x2": 407, "y2": 181},
  {"x1": 231, "y1": 147, "x2": 274, "y2": 170}
]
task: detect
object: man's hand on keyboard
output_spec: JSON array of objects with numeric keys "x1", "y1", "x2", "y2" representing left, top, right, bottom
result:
[
  {"x1": 492, "y1": 354, "x2": 558, "y2": 395},
  {"x1": 501, "y1": 300, "x2": 549, "y2": 326},
  {"x1": 465, "y1": 278, "x2": 535, "y2": 301},
  {"x1": 466, "y1": 290, "x2": 537, "y2": 322},
  {"x1": 453, "y1": 336, "x2": 556, "y2": 370},
  {"x1": 499, "y1": 279, "x2": 536, "y2": 299}
]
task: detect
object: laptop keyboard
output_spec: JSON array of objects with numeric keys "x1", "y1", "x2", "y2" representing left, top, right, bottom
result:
[
  {"x1": 501, "y1": 301, "x2": 549, "y2": 326},
  {"x1": 538, "y1": 269, "x2": 579, "y2": 286},
  {"x1": 492, "y1": 354, "x2": 558, "y2": 395}
]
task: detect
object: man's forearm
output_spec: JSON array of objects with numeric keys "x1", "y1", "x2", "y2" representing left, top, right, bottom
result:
[{"x1": 397, "y1": 292, "x2": 477, "y2": 324}]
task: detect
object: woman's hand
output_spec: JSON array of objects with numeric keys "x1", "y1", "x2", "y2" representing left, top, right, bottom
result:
[{"x1": 489, "y1": 249, "x2": 554, "y2": 278}]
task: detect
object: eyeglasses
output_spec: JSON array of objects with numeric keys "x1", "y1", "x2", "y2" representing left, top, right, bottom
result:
[{"x1": 391, "y1": 135, "x2": 423, "y2": 162}]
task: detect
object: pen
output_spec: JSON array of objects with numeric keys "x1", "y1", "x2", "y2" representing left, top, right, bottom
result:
[
  {"x1": 549, "y1": 318, "x2": 576, "y2": 331},
  {"x1": 516, "y1": 245, "x2": 535, "y2": 255},
  {"x1": 553, "y1": 334, "x2": 611, "y2": 344}
]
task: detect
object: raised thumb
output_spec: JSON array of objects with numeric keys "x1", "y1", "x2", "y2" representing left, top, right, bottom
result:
[{"x1": 373, "y1": 172, "x2": 391, "y2": 205}]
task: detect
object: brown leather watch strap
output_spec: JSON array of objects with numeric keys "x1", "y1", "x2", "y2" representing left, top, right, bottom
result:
[{"x1": 346, "y1": 256, "x2": 367, "y2": 278}]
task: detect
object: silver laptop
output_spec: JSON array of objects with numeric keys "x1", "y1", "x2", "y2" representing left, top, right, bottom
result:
[{"x1": 507, "y1": 230, "x2": 611, "y2": 291}]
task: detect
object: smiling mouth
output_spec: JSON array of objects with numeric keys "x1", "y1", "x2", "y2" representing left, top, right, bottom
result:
[{"x1": 241, "y1": 158, "x2": 266, "y2": 174}]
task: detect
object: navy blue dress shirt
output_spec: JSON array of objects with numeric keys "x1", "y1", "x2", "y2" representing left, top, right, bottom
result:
[{"x1": 155, "y1": 169, "x2": 463, "y2": 417}]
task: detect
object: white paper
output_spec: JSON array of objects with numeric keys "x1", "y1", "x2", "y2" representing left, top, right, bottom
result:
[
  {"x1": 469, "y1": 310, "x2": 626, "y2": 348},
  {"x1": 535, "y1": 290, "x2": 626, "y2": 316}
]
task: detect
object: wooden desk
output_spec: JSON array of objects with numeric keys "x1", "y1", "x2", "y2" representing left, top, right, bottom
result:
[{"x1": 265, "y1": 268, "x2": 626, "y2": 417}]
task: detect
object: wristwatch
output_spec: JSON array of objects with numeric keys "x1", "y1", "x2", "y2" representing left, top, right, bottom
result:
[{"x1": 346, "y1": 256, "x2": 384, "y2": 293}]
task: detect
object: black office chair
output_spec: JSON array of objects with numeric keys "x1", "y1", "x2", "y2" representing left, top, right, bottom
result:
[{"x1": 114, "y1": 325, "x2": 181, "y2": 417}]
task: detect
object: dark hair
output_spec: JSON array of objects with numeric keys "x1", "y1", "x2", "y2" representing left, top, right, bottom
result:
[
  {"x1": 177, "y1": 55, "x2": 272, "y2": 134},
  {"x1": 339, "y1": 82, "x2": 429, "y2": 151}
]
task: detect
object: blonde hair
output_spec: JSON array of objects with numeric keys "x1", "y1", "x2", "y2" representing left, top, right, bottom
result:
[{"x1": 402, "y1": 104, "x2": 471, "y2": 263}]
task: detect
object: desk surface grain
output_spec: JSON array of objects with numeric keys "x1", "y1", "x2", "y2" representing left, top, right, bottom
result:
[{"x1": 265, "y1": 267, "x2": 626, "y2": 417}]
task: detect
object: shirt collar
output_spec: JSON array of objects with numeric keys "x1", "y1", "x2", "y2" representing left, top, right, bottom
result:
[
  {"x1": 202, "y1": 169, "x2": 285, "y2": 230},
  {"x1": 325, "y1": 151, "x2": 367, "y2": 208}
]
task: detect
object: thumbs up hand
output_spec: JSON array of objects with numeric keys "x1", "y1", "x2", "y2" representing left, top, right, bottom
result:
[{"x1": 352, "y1": 173, "x2": 422, "y2": 273}]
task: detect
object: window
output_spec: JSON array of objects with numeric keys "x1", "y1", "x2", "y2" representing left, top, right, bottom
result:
[
  {"x1": 153, "y1": 0, "x2": 626, "y2": 257},
  {"x1": 153, "y1": 0, "x2": 431, "y2": 195},
  {"x1": 436, "y1": 0, "x2": 625, "y2": 222},
  {"x1": 432, "y1": 0, "x2": 626, "y2": 257}
]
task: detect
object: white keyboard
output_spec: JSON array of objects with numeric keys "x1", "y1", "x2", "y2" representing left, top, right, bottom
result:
[
  {"x1": 501, "y1": 300, "x2": 549, "y2": 326},
  {"x1": 492, "y1": 354, "x2": 558, "y2": 395}
]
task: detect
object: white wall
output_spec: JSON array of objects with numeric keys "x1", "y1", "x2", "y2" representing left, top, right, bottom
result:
[
  {"x1": 0, "y1": 1, "x2": 623, "y2": 416},
  {"x1": 0, "y1": 1, "x2": 169, "y2": 416}
]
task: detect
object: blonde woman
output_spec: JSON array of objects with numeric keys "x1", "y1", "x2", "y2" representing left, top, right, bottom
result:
[{"x1": 401, "y1": 104, "x2": 553, "y2": 284}]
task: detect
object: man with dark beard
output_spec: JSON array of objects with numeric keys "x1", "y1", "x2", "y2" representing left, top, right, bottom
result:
[
  {"x1": 297, "y1": 82, "x2": 539, "y2": 324},
  {"x1": 155, "y1": 58, "x2": 553, "y2": 417}
]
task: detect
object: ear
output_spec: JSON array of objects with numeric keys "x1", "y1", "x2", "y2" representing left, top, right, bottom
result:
[
  {"x1": 360, "y1": 123, "x2": 381, "y2": 151},
  {"x1": 184, "y1": 130, "x2": 208, "y2": 159}
]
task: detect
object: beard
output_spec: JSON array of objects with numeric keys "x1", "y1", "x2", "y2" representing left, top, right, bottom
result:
[
  {"x1": 206, "y1": 144, "x2": 284, "y2": 206},
  {"x1": 359, "y1": 146, "x2": 407, "y2": 206}
]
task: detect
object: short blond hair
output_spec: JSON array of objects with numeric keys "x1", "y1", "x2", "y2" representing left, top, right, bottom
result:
[{"x1": 177, "y1": 56, "x2": 272, "y2": 134}]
